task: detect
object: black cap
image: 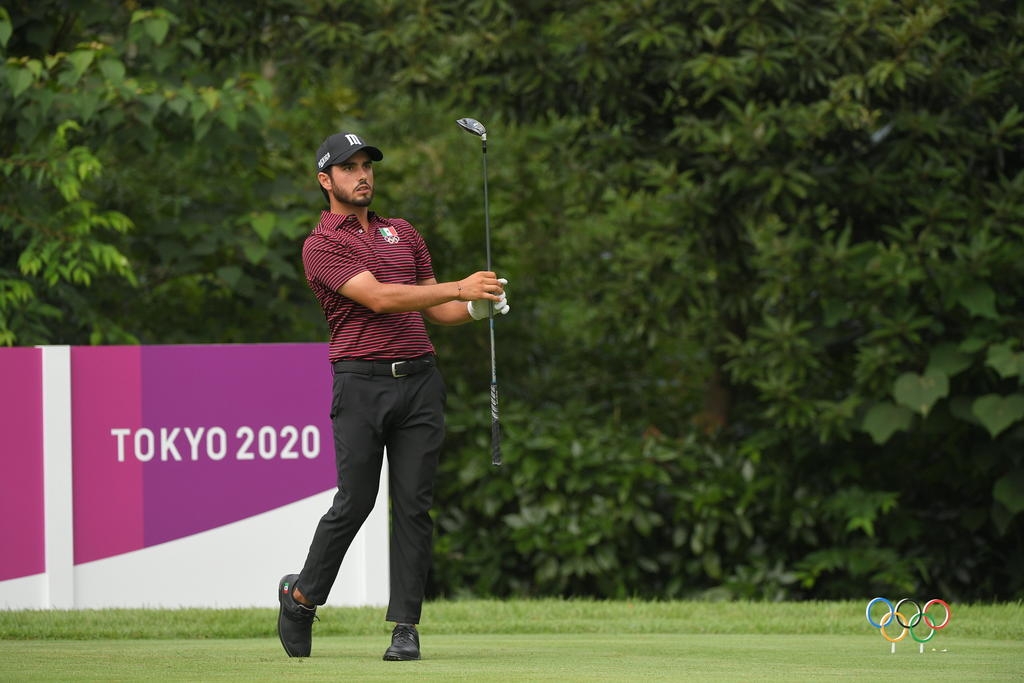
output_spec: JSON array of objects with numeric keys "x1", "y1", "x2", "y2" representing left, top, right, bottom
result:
[{"x1": 315, "y1": 132, "x2": 383, "y2": 174}]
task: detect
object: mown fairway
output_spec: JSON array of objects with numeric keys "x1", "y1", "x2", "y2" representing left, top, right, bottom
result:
[{"x1": 1, "y1": 600, "x2": 1021, "y2": 681}]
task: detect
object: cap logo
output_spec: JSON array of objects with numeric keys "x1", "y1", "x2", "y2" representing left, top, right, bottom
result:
[
  {"x1": 344, "y1": 134, "x2": 362, "y2": 146},
  {"x1": 317, "y1": 152, "x2": 331, "y2": 169}
]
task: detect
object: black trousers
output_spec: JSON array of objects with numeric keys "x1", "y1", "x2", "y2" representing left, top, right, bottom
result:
[{"x1": 297, "y1": 361, "x2": 446, "y2": 624}]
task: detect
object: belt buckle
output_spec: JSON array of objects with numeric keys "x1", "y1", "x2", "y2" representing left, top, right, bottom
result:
[{"x1": 391, "y1": 361, "x2": 409, "y2": 378}]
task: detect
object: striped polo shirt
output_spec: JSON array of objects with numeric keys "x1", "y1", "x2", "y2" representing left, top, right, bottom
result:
[{"x1": 302, "y1": 210, "x2": 436, "y2": 363}]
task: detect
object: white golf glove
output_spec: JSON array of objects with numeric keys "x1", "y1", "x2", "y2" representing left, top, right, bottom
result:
[{"x1": 468, "y1": 278, "x2": 510, "y2": 320}]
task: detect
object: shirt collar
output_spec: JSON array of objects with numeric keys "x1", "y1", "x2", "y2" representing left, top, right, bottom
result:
[{"x1": 319, "y1": 210, "x2": 378, "y2": 232}]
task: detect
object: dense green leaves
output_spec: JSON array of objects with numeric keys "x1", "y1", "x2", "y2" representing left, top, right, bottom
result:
[
  {"x1": 353, "y1": 0, "x2": 1024, "y2": 601},
  {"x1": 0, "y1": 1, "x2": 324, "y2": 344},
  {"x1": 3, "y1": 0, "x2": 1022, "y2": 600}
]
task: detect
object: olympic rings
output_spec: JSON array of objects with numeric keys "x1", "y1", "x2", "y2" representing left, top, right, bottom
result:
[{"x1": 866, "y1": 597, "x2": 952, "y2": 645}]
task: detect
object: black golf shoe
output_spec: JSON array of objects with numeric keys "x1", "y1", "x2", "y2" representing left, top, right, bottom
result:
[
  {"x1": 383, "y1": 623, "x2": 421, "y2": 661},
  {"x1": 277, "y1": 574, "x2": 317, "y2": 657}
]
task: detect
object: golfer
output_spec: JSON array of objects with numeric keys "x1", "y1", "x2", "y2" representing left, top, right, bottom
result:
[{"x1": 277, "y1": 132, "x2": 509, "y2": 661}]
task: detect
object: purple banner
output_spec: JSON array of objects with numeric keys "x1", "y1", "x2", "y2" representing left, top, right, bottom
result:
[
  {"x1": 71, "y1": 346, "x2": 144, "y2": 564},
  {"x1": 0, "y1": 348, "x2": 45, "y2": 581},
  {"x1": 71, "y1": 343, "x2": 335, "y2": 564}
]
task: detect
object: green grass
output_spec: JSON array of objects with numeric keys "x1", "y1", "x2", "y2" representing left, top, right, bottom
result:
[{"x1": 1, "y1": 600, "x2": 1022, "y2": 681}]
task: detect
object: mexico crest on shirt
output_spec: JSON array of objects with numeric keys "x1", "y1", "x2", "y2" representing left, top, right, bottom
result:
[{"x1": 378, "y1": 226, "x2": 400, "y2": 244}]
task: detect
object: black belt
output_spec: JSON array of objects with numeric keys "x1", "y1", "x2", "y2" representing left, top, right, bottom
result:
[{"x1": 332, "y1": 355, "x2": 435, "y2": 378}]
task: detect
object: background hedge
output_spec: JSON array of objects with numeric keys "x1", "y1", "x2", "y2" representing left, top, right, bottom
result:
[{"x1": 2, "y1": 0, "x2": 1022, "y2": 600}]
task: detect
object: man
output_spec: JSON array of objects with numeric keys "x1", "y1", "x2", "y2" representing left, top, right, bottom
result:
[{"x1": 277, "y1": 132, "x2": 509, "y2": 661}]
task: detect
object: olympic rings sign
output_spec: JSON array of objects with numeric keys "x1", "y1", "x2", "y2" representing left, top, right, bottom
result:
[{"x1": 865, "y1": 597, "x2": 952, "y2": 646}]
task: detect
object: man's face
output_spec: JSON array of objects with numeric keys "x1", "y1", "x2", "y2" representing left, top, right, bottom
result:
[{"x1": 323, "y1": 150, "x2": 375, "y2": 207}]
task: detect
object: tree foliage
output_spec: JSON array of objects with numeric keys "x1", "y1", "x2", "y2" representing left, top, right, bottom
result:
[
  {"x1": 0, "y1": 1, "x2": 321, "y2": 345},
  {"x1": 2, "y1": 0, "x2": 1022, "y2": 600}
]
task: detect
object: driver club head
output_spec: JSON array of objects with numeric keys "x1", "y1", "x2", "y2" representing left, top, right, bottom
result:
[{"x1": 456, "y1": 117, "x2": 487, "y2": 137}]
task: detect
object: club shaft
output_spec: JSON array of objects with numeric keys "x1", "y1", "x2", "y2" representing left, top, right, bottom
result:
[
  {"x1": 482, "y1": 140, "x2": 491, "y2": 271},
  {"x1": 481, "y1": 138, "x2": 501, "y2": 466}
]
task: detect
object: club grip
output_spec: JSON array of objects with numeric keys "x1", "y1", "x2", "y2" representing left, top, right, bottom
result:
[
  {"x1": 489, "y1": 384, "x2": 501, "y2": 466},
  {"x1": 491, "y1": 418, "x2": 502, "y2": 466}
]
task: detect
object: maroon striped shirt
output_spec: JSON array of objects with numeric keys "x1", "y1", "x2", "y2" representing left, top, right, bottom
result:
[{"x1": 303, "y1": 210, "x2": 436, "y2": 363}]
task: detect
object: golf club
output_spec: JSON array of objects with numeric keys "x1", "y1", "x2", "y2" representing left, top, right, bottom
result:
[{"x1": 456, "y1": 117, "x2": 502, "y2": 467}]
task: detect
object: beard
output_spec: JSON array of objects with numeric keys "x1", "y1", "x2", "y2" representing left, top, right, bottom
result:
[{"x1": 332, "y1": 183, "x2": 373, "y2": 207}]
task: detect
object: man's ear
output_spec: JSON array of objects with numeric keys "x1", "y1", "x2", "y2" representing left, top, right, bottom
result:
[{"x1": 317, "y1": 170, "x2": 332, "y2": 192}]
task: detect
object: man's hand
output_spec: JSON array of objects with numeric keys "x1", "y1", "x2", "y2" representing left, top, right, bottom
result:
[{"x1": 468, "y1": 278, "x2": 509, "y2": 320}]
